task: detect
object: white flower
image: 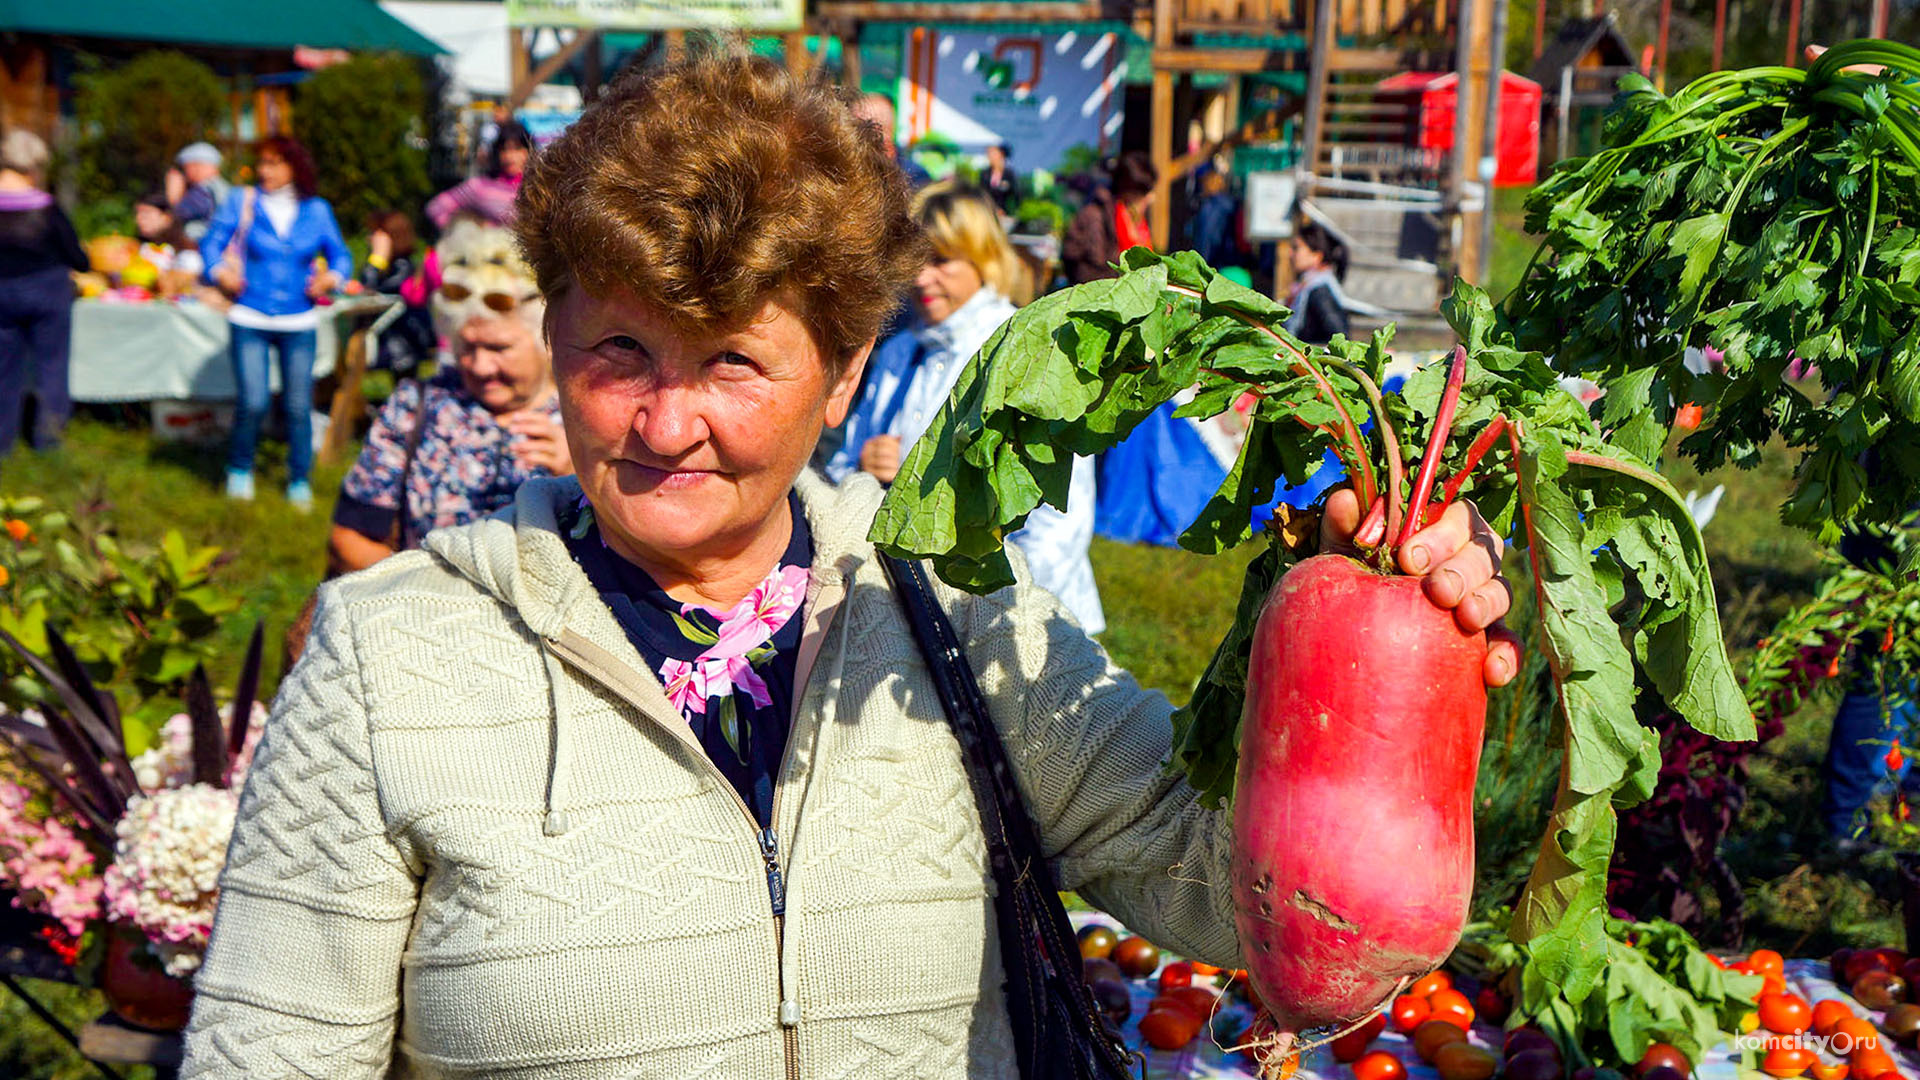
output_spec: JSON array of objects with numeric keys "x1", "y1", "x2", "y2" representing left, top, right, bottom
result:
[
  {"x1": 129, "y1": 702, "x2": 268, "y2": 792},
  {"x1": 102, "y1": 784, "x2": 238, "y2": 973}
]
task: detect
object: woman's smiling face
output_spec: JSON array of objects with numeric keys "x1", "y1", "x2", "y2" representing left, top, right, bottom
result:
[{"x1": 549, "y1": 287, "x2": 868, "y2": 589}]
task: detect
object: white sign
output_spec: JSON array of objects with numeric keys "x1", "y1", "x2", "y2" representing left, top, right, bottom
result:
[
  {"x1": 901, "y1": 28, "x2": 1124, "y2": 174},
  {"x1": 1245, "y1": 172, "x2": 1299, "y2": 240},
  {"x1": 505, "y1": 0, "x2": 801, "y2": 31}
]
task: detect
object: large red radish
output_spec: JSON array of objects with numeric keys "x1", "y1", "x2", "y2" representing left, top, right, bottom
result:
[{"x1": 1231, "y1": 551, "x2": 1487, "y2": 1065}]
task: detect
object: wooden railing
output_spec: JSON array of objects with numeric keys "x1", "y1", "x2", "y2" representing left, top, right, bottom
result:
[{"x1": 1168, "y1": 0, "x2": 1448, "y2": 43}]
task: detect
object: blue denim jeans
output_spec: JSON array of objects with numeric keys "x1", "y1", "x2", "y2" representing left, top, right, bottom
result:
[
  {"x1": 1820, "y1": 671, "x2": 1920, "y2": 837},
  {"x1": 0, "y1": 267, "x2": 75, "y2": 453},
  {"x1": 226, "y1": 323, "x2": 316, "y2": 484}
]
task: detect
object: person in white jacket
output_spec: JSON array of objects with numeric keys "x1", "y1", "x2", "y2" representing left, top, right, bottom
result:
[
  {"x1": 180, "y1": 55, "x2": 1520, "y2": 1079},
  {"x1": 824, "y1": 183, "x2": 1107, "y2": 633}
]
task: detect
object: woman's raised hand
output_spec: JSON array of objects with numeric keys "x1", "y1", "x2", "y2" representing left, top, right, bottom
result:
[{"x1": 505, "y1": 412, "x2": 574, "y2": 476}]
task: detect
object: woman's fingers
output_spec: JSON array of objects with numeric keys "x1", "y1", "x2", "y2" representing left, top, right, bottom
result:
[
  {"x1": 1483, "y1": 621, "x2": 1521, "y2": 688},
  {"x1": 1317, "y1": 487, "x2": 1363, "y2": 552}
]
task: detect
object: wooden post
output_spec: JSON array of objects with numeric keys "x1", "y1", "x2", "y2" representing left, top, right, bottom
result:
[
  {"x1": 1477, "y1": 0, "x2": 1509, "y2": 285},
  {"x1": 1783, "y1": 0, "x2": 1802, "y2": 66},
  {"x1": 584, "y1": 30, "x2": 603, "y2": 100},
  {"x1": 509, "y1": 28, "x2": 529, "y2": 99},
  {"x1": 1870, "y1": 0, "x2": 1889, "y2": 37},
  {"x1": 842, "y1": 28, "x2": 863, "y2": 89},
  {"x1": 1150, "y1": 68, "x2": 1175, "y2": 250},
  {"x1": 1451, "y1": 0, "x2": 1491, "y2": 283},
  {"x1": 1301, "y1": 0, "x2": 1337, "y2": 182},
  {"x1": 1711, "y1": 0, "x2": 1728, "y2": 68},
  {"x1": 1533, "y1": 0, "x2": 1547, "y2": 59}
]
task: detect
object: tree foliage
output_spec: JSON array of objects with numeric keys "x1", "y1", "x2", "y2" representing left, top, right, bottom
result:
[
  {"x1": 293, "y1": 53, "x2": 432, "y2": 235},
  {"x1": 70, "y1": 51, "x2": 226, "y2": 210}
]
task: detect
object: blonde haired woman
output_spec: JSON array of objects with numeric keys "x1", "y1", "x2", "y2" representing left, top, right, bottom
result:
[{"x1": 824, "y1": 182, "x2": 1107, "y2": 632}]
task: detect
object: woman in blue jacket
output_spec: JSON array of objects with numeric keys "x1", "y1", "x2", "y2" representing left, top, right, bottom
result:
[{"x1": 201, "y1": 136, "x2": 351, "y2": 508}]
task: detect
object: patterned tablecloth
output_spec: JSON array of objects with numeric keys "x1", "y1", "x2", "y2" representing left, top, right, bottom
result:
[{"x1": 1070, "y1": 915, "x2": 1917, "y2": 1080}]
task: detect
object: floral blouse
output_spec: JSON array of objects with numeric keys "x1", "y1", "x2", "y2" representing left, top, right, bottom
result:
[
  {"x1": 560, "y1": 493, "x2": 812, "y2": 828},
  {"x1": 334, "y1": 371, "x2": 562, "y2": 548}
]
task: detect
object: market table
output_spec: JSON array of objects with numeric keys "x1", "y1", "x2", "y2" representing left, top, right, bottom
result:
[
  {"x1": 67, "y1": 295, "x2": 403, "y2": 465},
  {"x1": 1070, "y1": 914, "x2": 1920, "y2": 1080}
]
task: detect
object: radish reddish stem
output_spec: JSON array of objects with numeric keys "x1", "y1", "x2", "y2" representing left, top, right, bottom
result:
[
  {"x1": 1321, "y1": 356, "x2": 1405, "y2": 548},
  {"x1": 1396, "y1": 346, "x2": 1469, "y2": 549},
  {"x1": 1167, "y1": 283, "x2": 1378, "y2": 509},
  {"x1": 1439, "y1": 416, "x2": 1513, "y2": 513}
]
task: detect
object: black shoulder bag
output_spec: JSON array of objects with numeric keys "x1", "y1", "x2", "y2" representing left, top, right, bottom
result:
[{"x1": 879, "y1": 555, "x2": 1141, "y2": 1080}]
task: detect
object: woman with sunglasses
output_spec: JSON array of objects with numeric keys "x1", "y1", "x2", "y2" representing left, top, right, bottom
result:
[
  {"x1": 200, "y1": 135, "x2": 351, "y2": 507},
  {"x1": 326, "y1": 227, "x2": 570, "y2": 573}
]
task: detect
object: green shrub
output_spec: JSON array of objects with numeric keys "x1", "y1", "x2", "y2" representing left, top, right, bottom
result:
[
  {"x1": 294, "y1": 53, "x2": 432, "y2": 235},
  {"x1": 69, "y1": 51, "x2": 226, "y2": 211}
]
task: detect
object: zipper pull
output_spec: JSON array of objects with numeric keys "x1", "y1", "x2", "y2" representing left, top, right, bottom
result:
[{"x1": 759, "y1": 827, "x2": 786, "y2": 916}]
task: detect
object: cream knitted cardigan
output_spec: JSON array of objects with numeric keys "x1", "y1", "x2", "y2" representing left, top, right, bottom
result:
[{"x1": 181, "y1": 470, "x2": 1242, "y2": 1079}]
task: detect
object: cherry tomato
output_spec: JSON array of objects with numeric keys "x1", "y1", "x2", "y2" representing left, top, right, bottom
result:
[
  {"x1": 1708, "y1": 954, "x2": 1730, "y2": 969},
  {"x1": 1158, "y1": 961, "x2": 1193, "y2": 993},
  {"x1": 1834, "y1": 1017, "x2": 1880, "y2": 1055},
  {"x1": 1353, "y1": 1049, "x2": 1408, "y2": 1080},
  {"x1": 1164, "y1": 986, "x2": 1221, "y2": 1022},
  {"x1": 1763, "y1": 972, "x2": 1789, "y2": 997},
  {"x1": 1427, "y1": 988, "x2": 1476, "y2": 1031},
  {"x1": 1851, "y1": 1050, "x2": 1898, "y2": 1080},
  {"x1": 1139, "y1": 1003, "x2": 1202, "y2": 1050},
  {"x1": 1475, "y1": 986, "x2": 1510, "y2": 1023},
  {"x1": 1741, "y1": 1013, "x2": 1761, "y2": 1034},
  {"x1": 1763, "y1": 1047, "x2": 1816, "y2": 1078},
  {"x1": 1191, "y1": 961, "x2": 1222, "y2": 977},
  {"x1": 1078, "y1": 925, "x2": 1117, "y2": 960},
  {"x1": 1809, "y1": 1063, "x2": 1850, "y2": 1080},
  {"x1": 1760, "y1": 993, "x2": 1814, "y2": 1036},
  {"x1": 1638, "y1": 1043, "x2": 1691, "y2": 1076},
  {"x1": 1813, "y1": 1000, "x2": 1856, "y2": 1038},
  {"x1": 1414, "y1": 1020, "x2": 1469, "y2": 1063},
  {"x1": 1750, "y1": 950, "x2": 1787, "y2": 977},
  {"x1": 1332, "y1": 1014, "x2": 1390, "y2": 1063},
  {"x1": 1411, "y1": 971, "x2": 1453, "y2": 998},
  {"x1": 1391, "y1": 994, "x2": 1432, "y2": 1034}
]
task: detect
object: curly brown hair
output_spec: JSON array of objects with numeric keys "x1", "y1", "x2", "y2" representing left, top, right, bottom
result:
[{"x1": 515, "y1": 54, "x2": 926, "y2": 373}]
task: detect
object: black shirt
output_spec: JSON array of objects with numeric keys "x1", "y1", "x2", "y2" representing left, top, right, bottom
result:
[{"x1": 561, "y1": 494, "x2": 812, "y2": 827}]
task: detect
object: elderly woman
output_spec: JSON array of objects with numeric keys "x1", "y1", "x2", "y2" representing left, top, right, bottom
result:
[
  {"x1": 0, "y1": 129, "x2": 87, "y2": 454},
  {"x1": 826, "y1": 183, "x2": 1105, "y2": 633},
  {"x1": 183, "y1": 56, "x2": 1517, "y2": 1078},
  {"x1": 327, "y1": 258, "x2": 569, "y2": 572}
]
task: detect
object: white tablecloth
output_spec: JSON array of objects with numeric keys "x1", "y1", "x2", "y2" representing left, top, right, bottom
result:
[{"x1": 67, "y1": 296, "x2": 398, "y2": 403}]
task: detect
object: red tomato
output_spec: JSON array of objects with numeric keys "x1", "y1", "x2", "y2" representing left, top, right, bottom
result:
[
  {"x1": 1391, "y1": 995, "x2": 1432, "y2": 1034},
  {"x1": 1763, "y1": 972, "x2": 1789, "y2": 997},
  {"x1": 1475, "y1": 986, "x2": 1510, "y2": 1023},
  {"x1": 1158, "y1": 961, "x2": 1193, "y2": 993},
  {"x1": 1427, "y1": 988, "x2": 1476, "y2": 1031},
  {"x1": 1164, "y1": 986, "x2": 1222, "y2": 1022},
  {"x1": 1750, "y1": 950, "x2": 1787, "y2": 977},
  {"x1": 1708, "y1": 954, "x2": 1730, "y2": 969},
  {"x1": 1834, "y1": 1017, "x2": 1880, "y2": 1056},
  {"x1": 1809, "y1": 1063, "x2": 1850, "y2": 1080},
  {"x1": 1332, "y1": 1014, "x2": 1389, "y2": 1063},
  {"x1": 1411, "y1": 971, "x2": 1453, "y2": 998},
  {"x1": 1353, "y1": 1050, "x2": 1408, "y2": 1080},
  {"x1": 1764, "y1": 1047, "x2": 1816, "y2": 1078},
  {"x1": 1851, "y1": 1050, "x2": 1898, "y2": 1080},
  {"x1": 1760, "y1": 993, "x2": 1813, "y2": 1035},
  {"x1": 1813, "y1": 1000, "x2": 1855, "y2": 1038},
  {"x1": 1140, "y1": 1004, "x2": 1201, "y2": 1050},
  {"x1": 1191, "y1": 961, "x2": 1222, "y2": 977}
]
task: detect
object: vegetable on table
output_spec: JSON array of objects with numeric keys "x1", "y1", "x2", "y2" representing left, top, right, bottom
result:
[{"x1": 868, "y1": 247, "x2": 1753, "y2": 1074}]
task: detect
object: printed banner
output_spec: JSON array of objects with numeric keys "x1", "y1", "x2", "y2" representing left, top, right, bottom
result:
[
  {"x1": 505, "y1": 0, "x2": 801, "y2": 31},
  {"x1": 900, "y1": 27, "x2": 1125, "y2": 174}
]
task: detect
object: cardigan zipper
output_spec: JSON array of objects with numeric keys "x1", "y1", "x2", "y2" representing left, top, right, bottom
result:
[{"x1": 544, "y1": 632, "x2": 807, "y2": 1080}]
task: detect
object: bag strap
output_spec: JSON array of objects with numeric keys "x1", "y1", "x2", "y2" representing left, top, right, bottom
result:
[
  {"x1": 878, "y1": 554, "x2": 1139, "y2": 1080},
  {"x1": 390, "y1": 380, "x2": 431, "y2": 551}
]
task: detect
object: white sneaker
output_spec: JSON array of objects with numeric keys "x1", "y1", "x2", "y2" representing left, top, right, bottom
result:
[
  {"x1": 225, "y1": 471, "x2": 255, "y2": 501},
  {"x1": 286, "y1": 480, "x2": 313, "y2": 513}
]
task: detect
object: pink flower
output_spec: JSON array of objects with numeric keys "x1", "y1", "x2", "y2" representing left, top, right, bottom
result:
[{"x1": 658, "y1": 563, "x2": 808, "y2": 721}]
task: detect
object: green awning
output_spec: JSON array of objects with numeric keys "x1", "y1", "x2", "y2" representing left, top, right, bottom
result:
[{"x1": 0, "y1": 0, "x2": 446, "y2": 56}]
